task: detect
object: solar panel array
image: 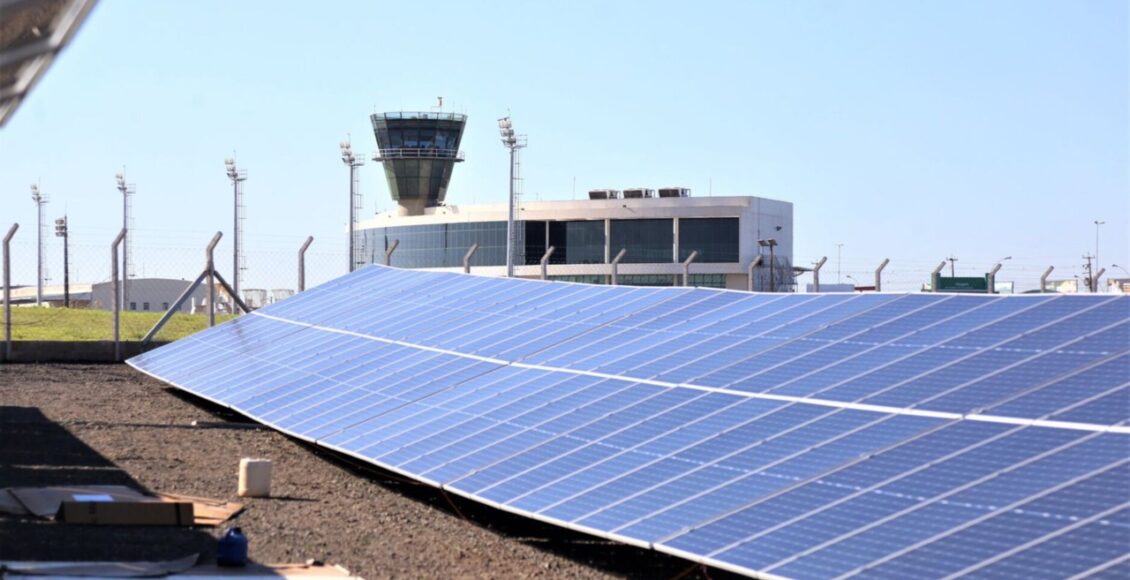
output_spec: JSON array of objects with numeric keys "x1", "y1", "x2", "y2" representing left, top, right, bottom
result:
[{"x1": 129, "y1": 266, "x2": 1130, "y2": 579}]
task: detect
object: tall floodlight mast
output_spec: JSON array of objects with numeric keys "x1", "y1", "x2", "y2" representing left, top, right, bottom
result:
[
  {"x1": 340, "y1": 140, "x2": 365, "y2": 272},
  {"x1": 29, "y1": 184, "x2": 46, "y2": 305},
  {"x1": 498, "y1": 116, "x2": 527, "y2": 278},
  {"x1": 115, "y1": 171, "x2": 134, "y2": 309},
  {"x1": 224, "y1": 158, "x2": 248, "y2": 301}
]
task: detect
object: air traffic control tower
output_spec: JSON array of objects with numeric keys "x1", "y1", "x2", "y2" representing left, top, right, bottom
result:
[{"x1": 371, "y1": 112, "x2": 467, "y2": 215}]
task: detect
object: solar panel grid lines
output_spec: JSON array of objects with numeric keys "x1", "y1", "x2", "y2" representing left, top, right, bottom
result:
[
  {"x1": 753, "y1": 429, "x2": 1121, "y2": 577},
  {"x1": 830, "y1": 457, "x2": 1130, "y2": 580},
  {"x1": 711, "y1": 295, "x2": 953, "y2": 393},
  {"x1": 664, "y1": 421, "x2": 1023, "y2": 562},
  {"x1": 758, "y1": 296, "x2": 1026, "y2": 399},
  {"x1": 743, "y1": 295, "x2": 1004, "y2": 398},
  {"x1": 322, "y1": 367, "x2": 554, "y2": 451},
  {"x1": 846, "y1": 312, "x2": 1130, "y2": 418},
  {"x1": 1067, "y1": 551, "x2": 1130, "y2": 580},
  {"x1": 936, "y1": 503, "x2": 1129, "y2": 580},
  {"x1": 128, "y1": 265, "x2": 1130, "y2": 579}
]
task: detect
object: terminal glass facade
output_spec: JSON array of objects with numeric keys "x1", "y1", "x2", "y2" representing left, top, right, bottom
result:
[
  {"x1": 364, "y1": 221, "x2": 519, "y2": 268},
  {"x1": 679, "y1": 218, "x2": 739, "y2": 262},
  {"x1": 547, "y1": 221, "x2": 605, "y2": 265},
  {"x1": 611, "y1": 219, "x2": 673, "y2": 264},
  {"x1": 361, "y1": 216, "x2": 742, "y2": 275}
]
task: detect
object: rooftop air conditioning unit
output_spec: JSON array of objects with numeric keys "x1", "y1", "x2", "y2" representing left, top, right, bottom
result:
[
  {"x1": 658, "y1": 187, "x2": 691, "y2": 198},
  {"x1": 588, "y1": 189, "x2": 620, "y2": 200},
  {"x1": 622, "y1": 188, "x2": 655, "y2": 199}
]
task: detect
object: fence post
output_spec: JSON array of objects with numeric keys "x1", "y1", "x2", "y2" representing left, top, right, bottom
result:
[
  {"x1": 385, "y1": 239, "x2": 399, "y2": 267},
  {"x1": 610, "y1": 248, "x2": 627, "y2": 286},
  {"x1": 540, "y1": 246, "x2": 556, "y2": 280},
  {"x1": 811, "y1": 256, "x2": 828, "y2": 292},
  {"x1": 747, "y1": 255, "x2": 763, "y2": 292},
  {"x1": 682, "y1": 250, "x2": 699, "y2": 287},
  {"x1": 874, "y1": 258, "x2": 890, "y2": 292},
  {"x1": 3, "y1": 223, "x2": 18, "y2": 360},
  {"x1": 298, "y1": 236, "x2": 313, "y2": 292},
  {"x1": 111, "y1": 229, "x2": 126, "y2": 361},
  {"x1": 206, "y1": 232, "x2": 222, "y2": 327},
  {"x1": 930, "y1": 260, "x2": 947, "y2": 292},
  {"x1": 1040, "y1": 266, "x2": 1054, "y2": 293},
  {"x1": 463, "y1": 243, "x2": 480, "y2": 274}
]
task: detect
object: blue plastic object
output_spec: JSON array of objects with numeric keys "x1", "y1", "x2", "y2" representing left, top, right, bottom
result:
[{"x1": 216, "y1": 527, "x2": 248, "y2": 567}]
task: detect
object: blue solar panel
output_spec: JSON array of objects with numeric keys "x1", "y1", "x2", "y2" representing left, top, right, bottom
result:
[{"x1": 129, "y1": 265, "x2": 1130, "y2": 578}]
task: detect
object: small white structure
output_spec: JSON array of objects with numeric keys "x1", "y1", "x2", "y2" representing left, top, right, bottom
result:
[
  {"x1": 270, "y1": 289, "x2": 295, "y2": 303},
  {"x1": 90, "y1": 278, "x2": 207, "y2": 312}
]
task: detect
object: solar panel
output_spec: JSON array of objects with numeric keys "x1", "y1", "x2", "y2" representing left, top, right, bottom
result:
[{"x1": 129, "y1": 265, "x2": 1130, "y2": 578}]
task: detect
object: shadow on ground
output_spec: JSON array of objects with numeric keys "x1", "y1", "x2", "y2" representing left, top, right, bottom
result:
[{"x1": 0, "y1": 406, "x2": 217, "y2": 562}]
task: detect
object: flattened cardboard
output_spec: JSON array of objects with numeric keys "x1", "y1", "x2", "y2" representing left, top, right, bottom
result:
[
  {"x1": 157, "y1": 492, "x2": 243, "y2": 526},
  {"x1": 10, "y1": 485, "x2": 144, "y2": 518},
  {"x1": 5, "y1": 486, "x2": 237, "y2": 526},
  {"x1": 57, "y1": 499, "x2": 194, "y2": 526}
]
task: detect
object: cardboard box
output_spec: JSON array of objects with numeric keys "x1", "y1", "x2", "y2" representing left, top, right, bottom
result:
[{"x1": 57, "y1": 498, "x2": 194, "y2": 526}]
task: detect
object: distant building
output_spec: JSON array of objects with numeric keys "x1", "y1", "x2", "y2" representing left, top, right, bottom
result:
[{"x1": 358, "y1": 111, "x2": 795, "y2": 290}]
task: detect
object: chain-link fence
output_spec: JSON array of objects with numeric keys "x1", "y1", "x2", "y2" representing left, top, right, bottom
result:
[{"x1": 3, "y1": 219, "x2": 1124, "y2": 360}]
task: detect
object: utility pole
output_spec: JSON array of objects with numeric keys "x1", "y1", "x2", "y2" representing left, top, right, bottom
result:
[
  {"x1": 946, "y1": 255, "x2": 958, "y2": 278},
  {"x1": 54, "y1": 216, "x2": 69, "y2": 307},
  {"x1": 29, "y1": 184, "x2": 46, "y2": 305}
]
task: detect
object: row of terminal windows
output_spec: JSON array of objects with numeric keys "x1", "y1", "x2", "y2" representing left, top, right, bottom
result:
[
  {"x1": 128, "y1": 302, "x2": 170, "y2": 311},
  {"x1": 362, "y1": 218, "x2": 739, "y2": 268},
  {"x1": 550, "y1": 274, "x2": 728, "y2": 288}
]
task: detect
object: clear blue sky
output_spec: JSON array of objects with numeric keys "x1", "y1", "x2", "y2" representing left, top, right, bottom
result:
[{"x1": 2, "y1": 0, "x2": 1126, "y2": 291}]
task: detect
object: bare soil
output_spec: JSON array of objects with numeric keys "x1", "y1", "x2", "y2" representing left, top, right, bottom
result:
[{"x1": 0, "y1": 364, "x2": 724, "y2": 579}]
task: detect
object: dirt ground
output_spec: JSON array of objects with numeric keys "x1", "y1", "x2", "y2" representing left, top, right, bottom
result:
[{"x1": 0, "y1": 364, "x2": 724, "y2": 579}]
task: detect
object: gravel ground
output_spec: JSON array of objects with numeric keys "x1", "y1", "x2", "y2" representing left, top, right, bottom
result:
[{"x1": 0, "y1": 364, "x2": 725, "y2": 579}]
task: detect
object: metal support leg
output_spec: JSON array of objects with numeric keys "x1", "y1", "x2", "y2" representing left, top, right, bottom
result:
[
  {"x1": 3, "y1": 223, "x2": 18, "y2": 360},
  {"x1": 540, "y1": 246, "x2": 556, "y2": 280},
  {"x1": 206, "y1": 232, "x2": 221, "y2": 327},
  {"x1": 111, "y1": 229, "x2": 126, "y2": 361},
  {"x1": 874, "y1": 258, "x2": 890, "y2": 292},
  {"x1": 463, "y1": 243, "x2": 480, "y2": 274},
  {"x1": 385, "y1": 239, "x2": 399, "y2": 267},
  {"x1": 747, "y1": 255, "x2": 762, "y2": 292},
  {"x1": 1040, "y1": 266, "x2": 1054, "y2": 293},
  {"x1": 812, "y1": 256, "x2": 828, "y2": 292},
  {"x1": 610, "y1": 248, "x2": 626, "y2": 286},
  {"x1": 682, "y1": 250, "x2": 698, "y2": 287},
  {"x1": 298, "y1": 236, "x2": 313, "y2": 292}
]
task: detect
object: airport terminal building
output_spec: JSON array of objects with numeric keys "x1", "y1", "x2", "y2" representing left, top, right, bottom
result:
[{"x1": 357, "y1": 112, "x2": 795, "y2": 290}]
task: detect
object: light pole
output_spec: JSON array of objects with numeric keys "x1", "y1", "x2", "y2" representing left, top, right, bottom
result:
[
  {"x1": 758, "y1": 238, "x2": 778, "y2": 292},
  {"x1": 54, "y1": 216, "x2": 69, "y2": 307},
  {"x1": 225, "y1": 157, "x2": 247, "y2": 301},
  {"x1": 835, "y1": 243, "x2": 843, "y2": 284},
  {"x1": 498, "y1": 116, "x2": 526, "y2": 278},
  {"x1": 115, "y1": 172, "x2": 134, "y2": 309},
  {"x1": 29, "y1": 184, "x2": 46, "y2": 305},
  {"x1": 340, "y1": 140, "x2": 364, "y2": 272}
]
